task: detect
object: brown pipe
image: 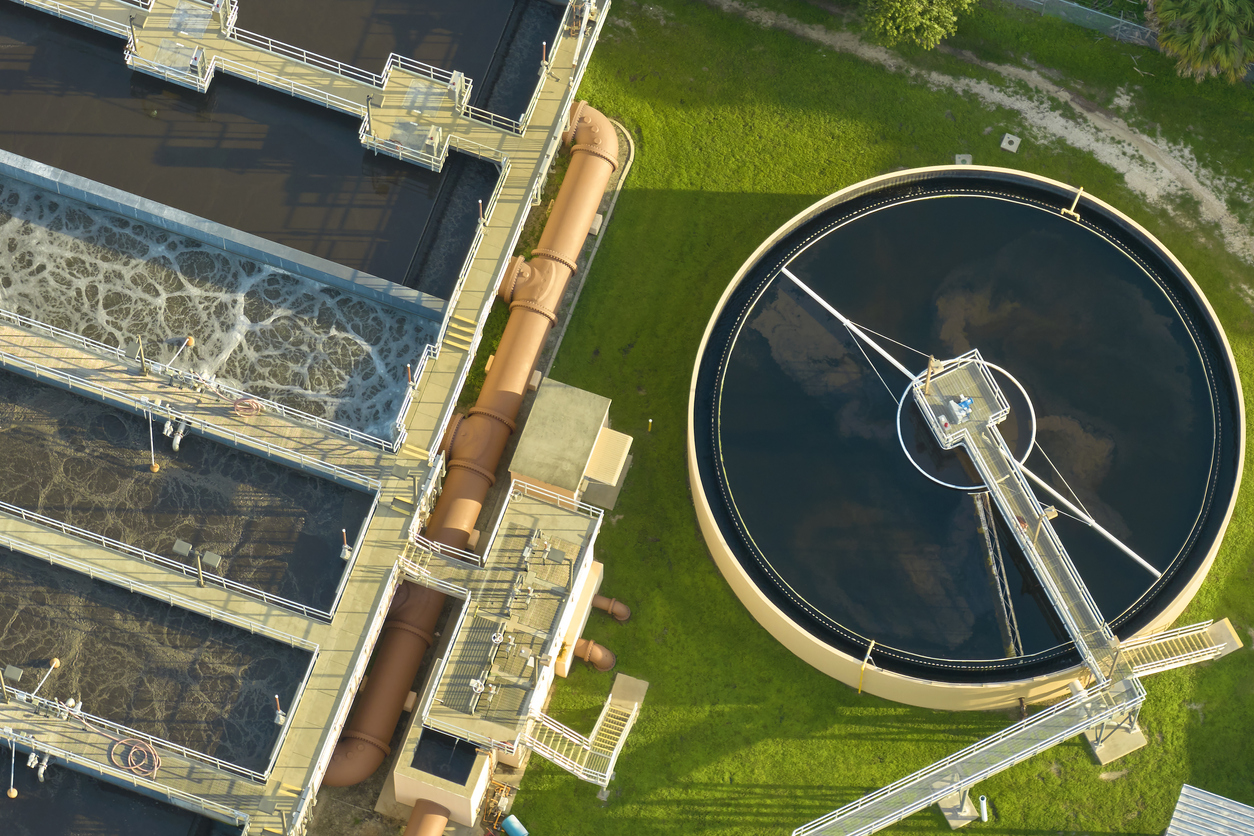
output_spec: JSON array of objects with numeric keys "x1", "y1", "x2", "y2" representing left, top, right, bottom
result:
[
  {"x1": 403, "y1": 799, "x2": 450, "y2": 836},
  {"x1": 592, "y1": 593, "x2": 631, "y2": 622},
  {"x1": 321, "y1": 103, "x2": 618, "y2": 790},
  {"x1": 323, "y1": 581, "x2": 446, "y2": 786},
  {"x1": 574, "y1": 637, "x2": 616, "y2": 672},
  {"x1": 424, "y1": 101, "x2": 618, "y2": 549}
]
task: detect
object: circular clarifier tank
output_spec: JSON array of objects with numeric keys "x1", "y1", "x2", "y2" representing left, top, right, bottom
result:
[{"x1": 688, "y1": 167, "x2": 1244, "y2": 709}]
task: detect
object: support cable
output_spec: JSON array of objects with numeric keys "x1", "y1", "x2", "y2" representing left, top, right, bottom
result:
[{"x1": 1034, "y1": 441, "x2": 1093, "y2": 520}]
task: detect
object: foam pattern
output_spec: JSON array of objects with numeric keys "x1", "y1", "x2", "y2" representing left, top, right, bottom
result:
[{"x1": 0, "y1": 176, "x2": 437, "y2": 437}]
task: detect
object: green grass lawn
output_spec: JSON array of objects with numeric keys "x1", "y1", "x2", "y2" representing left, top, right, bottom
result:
[{"x1": 507, "y1": 1, "x2": 1254, "y2": 833}]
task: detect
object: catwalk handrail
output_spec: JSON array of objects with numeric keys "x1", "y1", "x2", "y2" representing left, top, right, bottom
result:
[
  {"x1": 0, "y1": 727, "x2": 247, "y2": 826},
  {"x1": 392, "y1": 343, "x2": 439, "y2": 442},
  {"x1": 0, "y1": 529, "x2": 318, "y2": 651},
  {"x1": 0, "y1": 497, "x2": 332, "y2": 621},
  {"x1": 1121, "y1": 620, "x2": 1214, "y2": 648},
  {"x1": 383, "y1": 53, "x2": 458, "y2": 86},
  {"x1": 518, "y1": 1, "x2": 577, "y2": 132},
  {"x1": 229, "y1": 27, "x2": 384, "y2": 86},
  {"x1": 327, "y1": 489, "x2": 381, "y2": 614},
  {"x1": 263, "y1": 648, "x2": 321, "y2": 777},
  {"x1": 0, "y1": 343, "x2": 378, "y2": 491},
  {"x1": 794, "y1": 680, "x2": 1144, "y2": 836},
  {"x1": 4, "y1": 687, "x2": 269, "y2": 782},
  {"x1": 8, "y1": 0, "x2": 129, "y2": 38}
]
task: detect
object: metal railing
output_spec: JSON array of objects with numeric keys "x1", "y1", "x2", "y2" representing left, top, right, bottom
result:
[
  {"x1": 0, "y1": 344, "x2": 377, "y2": 491},
  {"x1": 359, "y1": 119, "x2": 449, "y2": 171},
  {"x1": 794, "y1": 679, "x2": 1145, "y2": 836},
  {"x1": 382, "y1": 53, "x2": 458, "y2": 87},
  {"x1": 0, "y1": 307, "x2": 400, "y2": 452},
  {"x1": 461, "y1": 104, "x2": 524, "y2": 135},
  {"x1": 392, "y1": 343, "x2": 439, "y2": 443},
  {"x1": 230, "y1": 27, "x2": 384, "y2": 86},
  {"x1": 410, "y1": 531, "x2": 485, "y2": 568},
  {"x1": 0, "y1": 529, "x2": 317, "y2": 651},
  {"x1": 8, "y1": 0, "x2": 129, "y2": 38},
  {"x1": 517, "y1": 1, "x2": 577, "y2": 133},
  {"x1": 0, "y1": 497, "x2": 332, "y2": 621},
  {"x1": 0, "y1": 726, "x2": 248, "y2": 827},
  {"x1": 408, "y1": 592, "x2": 471, "y2": 721},
  {"x1": 326, "y1": 489, "x2": 381, "y2": 614},
  {"x1": 4, "y1": 685, "x2": 269, "y2": 782},
  {"x1": 263, "y1": 648, "x2": 320, "y2": 778}
]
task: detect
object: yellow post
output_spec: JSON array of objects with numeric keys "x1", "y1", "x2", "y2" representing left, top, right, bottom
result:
[
  {"x1": 923, "y1": 357, "x2": 943, "y2": 396},
  {"x1": 858, "y1": 640, "x2": 876, "y2": 694}
]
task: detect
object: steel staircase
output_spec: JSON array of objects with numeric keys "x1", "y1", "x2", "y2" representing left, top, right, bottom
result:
[
  {"x1": 1121, "y1": 621, "x2": 1227, "y2": 676},
  {"x1": 526, "y1": 700, "x2": 639, "y2": 787}
]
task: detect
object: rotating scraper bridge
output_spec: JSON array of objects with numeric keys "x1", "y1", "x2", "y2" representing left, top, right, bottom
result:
[
  {"x1": 780, "y1": 266, "x2": 1231, "y2": 836},
  {"x1": 0, "y1": 0, "x2": 636, "y2": 833}
]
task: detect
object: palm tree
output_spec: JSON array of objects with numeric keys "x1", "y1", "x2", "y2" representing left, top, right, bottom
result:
[{"x1": 1149, "y1": 0, "x2": 1254, "y2": 83}]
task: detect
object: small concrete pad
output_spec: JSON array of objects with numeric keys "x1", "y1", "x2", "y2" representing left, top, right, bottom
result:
[
  {"x1": 3, "y1": 665, "x2": 22, "y2": 683},
  {"x1": 1208, "y1": 617, "x2": 1245, "y2": 657},
  {"x1": 935, "y1": 785, "x2": 979, "y2": 829},
  {"x1": 1000, "y1": 133, "x2": 1021, "y2": 153},
  {"x1": 954, "y1": 154, "x2": 973, "y2": 165},
  {"x1": 1084, "y1": 721, "x2": 1147, "y2": 765}
]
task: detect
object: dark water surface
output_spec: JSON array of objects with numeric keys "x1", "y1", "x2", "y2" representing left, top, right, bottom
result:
[
  {"x1": 699, "y1": 189, "x2": 1238, "y2": 679},
  {"x1": 0, "y1": 370, "x2": 372, "y2": 611},
  {"x1": 0, "y1": 3, "x2": 449, "y2": 282},
  {"x1": 1, "y1": 757, "x2": 240, "y2": 836},
  {"x1": 0, "y1": 546, "x2": 311, "y2": 771}
]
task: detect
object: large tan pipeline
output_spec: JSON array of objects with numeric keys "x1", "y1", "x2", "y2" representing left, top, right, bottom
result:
[
  {"x1": 321, "y1": 102, "x2": 617, "y2": 789},
  {"x1": 403, "y1": 799, "x2": 450, "y2": 836},
  {"x1": 324, "y1": 581, "x2": 445, "y2": 786},
  {"x1": 425, "y1": 101, "x2": 619, "y2": 547}
]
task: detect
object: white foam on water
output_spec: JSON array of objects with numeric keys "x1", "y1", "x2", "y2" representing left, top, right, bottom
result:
[{"x1": 0, "y1": 177, "x2": 438, "y2": 437}]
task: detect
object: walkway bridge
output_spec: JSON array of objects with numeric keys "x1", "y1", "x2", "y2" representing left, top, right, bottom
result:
[{"x1": 781, "y1": 326, "x2": 1233, "y2": 836}]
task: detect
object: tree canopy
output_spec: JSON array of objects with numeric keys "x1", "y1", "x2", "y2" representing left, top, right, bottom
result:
[
  {"x1": 865, "y1": 0, "x2": 980, "y2": 49},
  {"x1": 1151, "y1": 0, "x2": 1254, "y2": 83}
]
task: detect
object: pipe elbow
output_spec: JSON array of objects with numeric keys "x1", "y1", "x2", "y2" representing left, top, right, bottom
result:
[
  {"x1": 563, "y1": 102, "x2": 620, "y2": 170},
  {"x1": 323, "y1": 735, "x2": 388, "y2": 787},
  {"x1": 575, "y1": 637, "x2": 617, "y2": 672},
  {"x1": 592, "y1": 593, "x2": 631, "y2": 622}
]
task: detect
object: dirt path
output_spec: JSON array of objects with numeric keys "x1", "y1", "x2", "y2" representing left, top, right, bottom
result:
[{"x1": 704, "y1": 0, "x2": 1254, "y2": 264}]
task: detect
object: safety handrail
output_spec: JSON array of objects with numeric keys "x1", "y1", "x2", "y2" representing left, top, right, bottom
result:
[
  {"x1": 1121, "y1": 620, "x2": 1215, "y2": 648},
  {"x1": 461, "y1": 103, "x2": 523, "y2": 135},
  {"x1": 230, "y1": 27, "x2": 384, "y2": 86},
  {"x1": 0, "y1": 344, "x2": 377, "y2": 491},
  {"x1": 5, "y1": 686, "x2": 268, "y2": 782},
  {"x1": 0, "y1": 497, "x2": 333, "y2": 621},
  {"x1": 0, "y1": 727, "x2": 248, "y2": 825},
  {"x1": 517, "y1": 0, "x2": 576, "y2": 132},
  {"x1": 410, "y1": 531, "x2": 485, "y2": 568},
  {"x1": 326, "y1": 489, "x2": 381, "y2": 614},
  {"x1": 0, "y1": 308, "x2": 400, "y2": 451},
  {"x1": 383, "y1": 53, "x2": 458, "y2": 86},
  {"x1": 393, "y1": 344, "x2": 439, "y2": 437},
  {"x1": 8, "y1": 0, "x2": 128, "y2": 38},
  {"x1": 0, "y1": 529, "x2": 317, "y2": 651}
]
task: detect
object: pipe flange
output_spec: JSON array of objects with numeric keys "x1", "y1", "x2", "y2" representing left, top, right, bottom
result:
[
  {"x1": 509, "y1": 299, "x2": 558, "y2": 323},
  {"x1": 468, "y1": 406, "x2": 518, "y2": 433},
  {"x1": 531, "y1": 247, "x2": 579, "y2": 274},
  {"x1": 572, "y1": 142, "x2": 619, "y2": 172},
  {"x1": 341, "y1": 729, "x2": 391, "y2": 757},
  {"x1": 449, "y1": 458, "x2": 497, "y2": 486}
]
